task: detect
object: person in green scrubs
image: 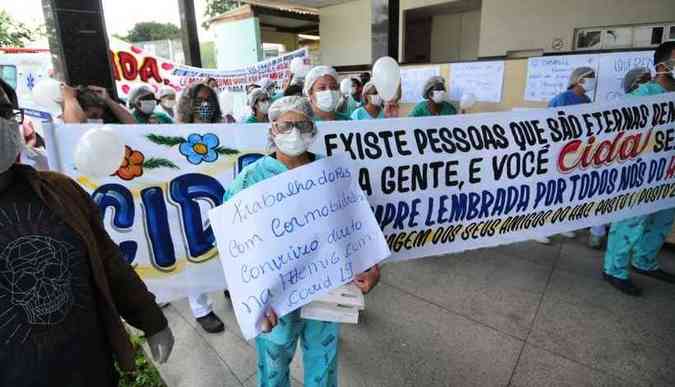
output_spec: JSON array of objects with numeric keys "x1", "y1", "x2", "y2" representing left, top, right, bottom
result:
[
  {"x1": 128, "y1": 85, "x2": 173, "y2": 124},
  {"x1": 303, "y1": 65, "x2": 351, "y2": 121},
  {"x1": 244, "y1": 88, "x2": 271, "y2": 124},
  {"x1": 351, "y1": 81, "x2": 384, "y2": 120},
  {"x1": 337, "y1": 77, "x2": 363, "y2": 117},
  {"x1": 409, "y1": 76, "x2": 457, "y2": 117}
]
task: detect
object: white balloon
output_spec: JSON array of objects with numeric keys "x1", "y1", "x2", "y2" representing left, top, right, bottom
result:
[
  {"x1": 340, "y1": 78, "x2": 352, "y2": 96},
  {"x1": 74, "y1": 127, "x2": 126, "y2": 177},
  {"x1": 460, "y1": 92, "x2": 477, "y2": 110},
  {"x1": 31, "y1": 79, "x2": 63, "y2": 111},
  {"x1": 372, "y1": 57, "x2": 401, "y2": 102},
  {"x1": 290, "y1": 57, "x2": 304, "y2": 75},
  {"x1": 219, "y1": 90, "x2": 234, "y2": 115}
]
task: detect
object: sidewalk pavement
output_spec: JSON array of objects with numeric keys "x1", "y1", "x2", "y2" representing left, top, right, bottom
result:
[{"x1": 146, "y1": 234, "x2": 675, "y2": 387}]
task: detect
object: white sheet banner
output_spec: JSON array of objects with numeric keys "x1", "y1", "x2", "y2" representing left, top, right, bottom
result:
[
  {"x1": 449, "y1": 61, "x2": 505, "y2": 103},
  {"x1": 209, "y1": 156, "x2": 390, "y2": 339},
  {"x1": 45, "y1": 92, "x2": 675, "y2": 302}
]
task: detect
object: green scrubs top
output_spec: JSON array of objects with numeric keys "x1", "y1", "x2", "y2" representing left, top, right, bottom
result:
[
  {"x1": 132, "y1": 110, "x2": 173, "y2": 124},
  {"x1": 408, "y1": 100, "x2": 457, "y2": 117},
  {"x1": 351, "y1": 106, "x2": 384, "y2": 120}
]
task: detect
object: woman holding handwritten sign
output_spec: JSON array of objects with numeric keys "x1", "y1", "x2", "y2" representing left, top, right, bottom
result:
[{"x1": 223, "y1": 95, "x2": 380, "y2": 387}]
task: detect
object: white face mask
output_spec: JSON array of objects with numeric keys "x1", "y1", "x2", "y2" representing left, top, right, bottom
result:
[
  {"x1": 655, "y1": 62, "x2": 675, "y2": 78},
  {"x1": 314, "y1": 90, "x2": 339, "y2": 112},
  {"x1": 0, "y1": 118, "x2": 22, "y2": 173},
  {"x1": 274, "y1": 128, "x2": 315, "y2": 157},
  {"x1": 581, "y1": 78, "x2": 597, "y2": 92},
  {"x1": 139, "y1": 100, "x2": 156, "y2": 114},
  {"x1": 369, "y1": 94, "x2": 383, "y2": 106},
  {"x1": 431, "y1": 90, "x2": 446, "y2": 104},
  {"x1": 161, "y1": 100, "x2": 176, "y2": 109},
  {"x1": 87, "y1": 118, "x2": 104, "y2": 124},
  {"x1": 257, "y1": 101, "x2": 270, "y2": 114}
]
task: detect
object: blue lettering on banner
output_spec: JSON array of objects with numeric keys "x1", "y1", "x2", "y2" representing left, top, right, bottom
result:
[
  {"x1": 142, "y1": 187, "x2": 177, "y2": 271},
  {"x1": 92, "y1": 184, "x2": 138, "y2": 264}
]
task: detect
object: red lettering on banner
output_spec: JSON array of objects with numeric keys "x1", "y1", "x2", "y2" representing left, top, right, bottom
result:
[
  {"x1": 139, "y1": 57, "x2": 163, "y2": 83},
  {"x1": 558, "y1": 130, "x2": 652, "y2": 173},
  {"x1": 117, "y1": 51, "x2": 139, "y2": 81},
  {"x1": 666, "y1": 156, "x2": 675, "y2": 180}
]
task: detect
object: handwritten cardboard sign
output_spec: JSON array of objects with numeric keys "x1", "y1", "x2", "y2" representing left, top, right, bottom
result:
[{"x1": 209, "y1": 156, "x2": 390, "y2": 339}]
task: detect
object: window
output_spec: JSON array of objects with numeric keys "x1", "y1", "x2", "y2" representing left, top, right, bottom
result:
[
  {"x1": 0, "y1": 65, "x2": 17, "y2": 89},
  {"x1": 575, "y1": 22, "x2": 674, "y2": 51}
]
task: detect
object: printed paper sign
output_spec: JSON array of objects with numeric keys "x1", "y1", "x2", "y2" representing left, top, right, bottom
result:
[
  {"x1": 524, "y1": 54, "x2": 597, "y2": 102},
  {"x1": 208, "y1": 156, "x2": 390, "y2": 339},
  {"x1": 595, "y1": 51, "x2": 653, "y2": 102},
  {"x1": 449, "y1": 61, "x2": 505, "y2": 103}
]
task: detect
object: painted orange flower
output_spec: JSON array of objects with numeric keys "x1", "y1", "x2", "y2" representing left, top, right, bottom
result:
[{"x1": 116, "y1": 145, "x2": 145, "y2": 181}]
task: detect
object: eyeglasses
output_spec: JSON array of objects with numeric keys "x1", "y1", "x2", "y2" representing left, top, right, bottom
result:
[{"x1": 273, "y1": 121, "x2": 315, "y2": 134}]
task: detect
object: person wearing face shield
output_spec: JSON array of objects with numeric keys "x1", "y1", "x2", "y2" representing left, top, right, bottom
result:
[
  {"x1": 351, "y1": 81, "x2": 385, "y2": 120},
  {"x1": 0, "y1": 79, "x2": 174, "y2": 386},
  {"x1": 244, "y1": 88, "x2": 271, "y2": 123},
  {"x1": 222, "y1": 96, "x2": 379, "y2": 387},
  {"x1": 409, "y1": 76, "x2": 457, "y2": 117},
  {"x1": 157, "y1": 86, "x2": 177, "y2": 120},
  {"x1": 602, "y1": 41, "x2": 675, "y2": 296},
  {"x1": 128, "y1": 85, "x2": 173, "y2": 124},
  {"x1": 176, "y1": 82, "x2": 223, "y2": 125},
  {"x1": 622, "y1": 67, "x2": 652, "y2": 94},
  {"x1": 303, "y1": 65, "x2": 352, "y2": 121}
]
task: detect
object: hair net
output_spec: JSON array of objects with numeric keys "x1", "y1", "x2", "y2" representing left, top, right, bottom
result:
[
  {"x1": 157, "y1": 86, "x2": 176, "y2": 99},
  {"x1": 422, "y1": 76, "x2": 446, "y2": 99},
  {"x1": 128, "y1": 85, "x2": 155, "y2": 106},
  {"x1": 567, "y1": 67, "x2": 595, "y2": 88},
  {"x1": 268, "y1": 96, "x2": 314, "y2": 122},
  {"x1": 267, "y1": 96, "x2": 317, "y2": 151},
  {"x1": 361, "y1": 81, "x2": 378, "y2": 100},
  {"x1": 622, "y1": 67, "x2": 650, "y2": 93},
  {"x1": 303, "y1": 65, "x2": 338, "y2": 96},
  {"x1": 247, "y1": 88, "x2": 268, "y2": 107}
]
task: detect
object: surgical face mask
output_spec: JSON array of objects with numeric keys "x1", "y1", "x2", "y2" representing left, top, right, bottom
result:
[
  {"x1": 581, "y1": 78, "x2": 597, "y2": 92},
  {"x1": 257, "y1": 101, "x2": 270, "y2": 114},
  {"x1": 196, "y1": 102, "x2": 216, "y2": 122},
  {"x1": 139, "y1": 100, "x2": 156, "y2": 114},
  {"x1": 369, "y1": 94, "x2": 383, "y2": 106},
  {"x1": 161, "y1": 99, "x2": 176, "y2": 109},
  {"x1": 314, "y1": 90, "x2": 339, "y2": 112},
  {"x1": 655, "y1": 61, "x2": 675, "y2": 77},
  {"x1": 431, "y1": 90, "x2": 446, "y2": 104},
  {"x1": 274, "y1": 128, "x2": 315, "y2": 157},
  {"x1": 87, "y1": 118, "x2": 104, "y2": 124},
  {"x1": 0, "y1": 118, "x2": 22, "y2": 173}
]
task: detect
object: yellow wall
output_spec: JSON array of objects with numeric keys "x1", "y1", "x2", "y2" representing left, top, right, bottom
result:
[
  {"x1": 319, "y1": 0, "x2": 372, "y2": 66},
  {"x1": 261, "y1": 30, "x2": 299, "y2": 51},
  {"x1": 479, "y1": 0, "x2": 675, "y2": 57},
  {"x1": 394, "y1": 58, "x2": 548, "y2": 116}
]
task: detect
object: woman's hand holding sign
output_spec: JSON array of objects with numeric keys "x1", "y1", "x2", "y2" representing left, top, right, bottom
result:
[
  {"x1": 260, "y1": 309, "x2": 278, "y2": 333},
  {"x1": 353, "y1": 264, "x2": 381, "y2": 294}
]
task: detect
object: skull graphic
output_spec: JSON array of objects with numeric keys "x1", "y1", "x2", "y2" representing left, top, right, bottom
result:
[{"x1": 0, "y1": 235, "x2": 74, "y2": 325}]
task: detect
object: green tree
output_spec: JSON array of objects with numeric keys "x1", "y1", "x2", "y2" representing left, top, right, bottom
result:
[
  {"x1": 0, "y1": 10, "x2": 33, "y2": 47},
  {"x1": 122, "y1": 22, "x2": 181, "y2": 43},
  {"x1": 202, "y1": 0, "x2": 243, "y2": 29}
]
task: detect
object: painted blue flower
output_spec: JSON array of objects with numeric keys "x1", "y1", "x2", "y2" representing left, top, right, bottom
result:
[{"x1": 179, "y1": 133, "x2": 220, "y2": 165}]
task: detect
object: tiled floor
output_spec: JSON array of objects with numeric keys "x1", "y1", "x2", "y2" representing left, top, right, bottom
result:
[{"x1": 149, "y1": 235, "x2": 675, "y2": 387}]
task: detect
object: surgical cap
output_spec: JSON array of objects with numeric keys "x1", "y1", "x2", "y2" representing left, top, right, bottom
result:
[
  {"x1": 268, "y1": 96, "x2": 314, "y2": 122},
  {"x1": 361, "y1": 81, "x2": 378, "y2": 99},
  {"x1": 247, "y1": 88, "x2": 268, "y2": 107},
  {"x1": 128, "y1": 85, "x2": 154, "y2": 106},
  {"x1": 303, "y1": 65, "x2": 338, "y2": 96},
  {"x1": 622, "y1": 67, "x2": 650, "y2": 93},
  {"x1": 422, "y1": 76, "x2": 446, "y2": 99},
  {"x1": 157, "y1": 86, "x2": 176, "y2": 99},
  {"x1": 568, "y1": 67, "x2": 595, "y2": 88}
]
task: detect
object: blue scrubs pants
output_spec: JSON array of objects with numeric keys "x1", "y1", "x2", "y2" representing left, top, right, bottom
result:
[
  {"x1": 256, "y1": 310, "x2": 339, "y2": 387},
  {"x1": 604, "y1": 208, "x2": 675, "y2": 279}
]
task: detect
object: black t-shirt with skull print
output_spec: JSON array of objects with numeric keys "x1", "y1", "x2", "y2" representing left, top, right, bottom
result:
[{"x1": 0, "y1": 176, "x2": 117, "y2": 386}]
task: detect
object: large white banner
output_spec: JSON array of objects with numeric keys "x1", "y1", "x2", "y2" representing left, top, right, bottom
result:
[
  {"x1": 45, "y1": 92, "x2": 675, "y2": 301},
  {"x1": 209, "y1": 156, "x2": 390, "y2": 339}
]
